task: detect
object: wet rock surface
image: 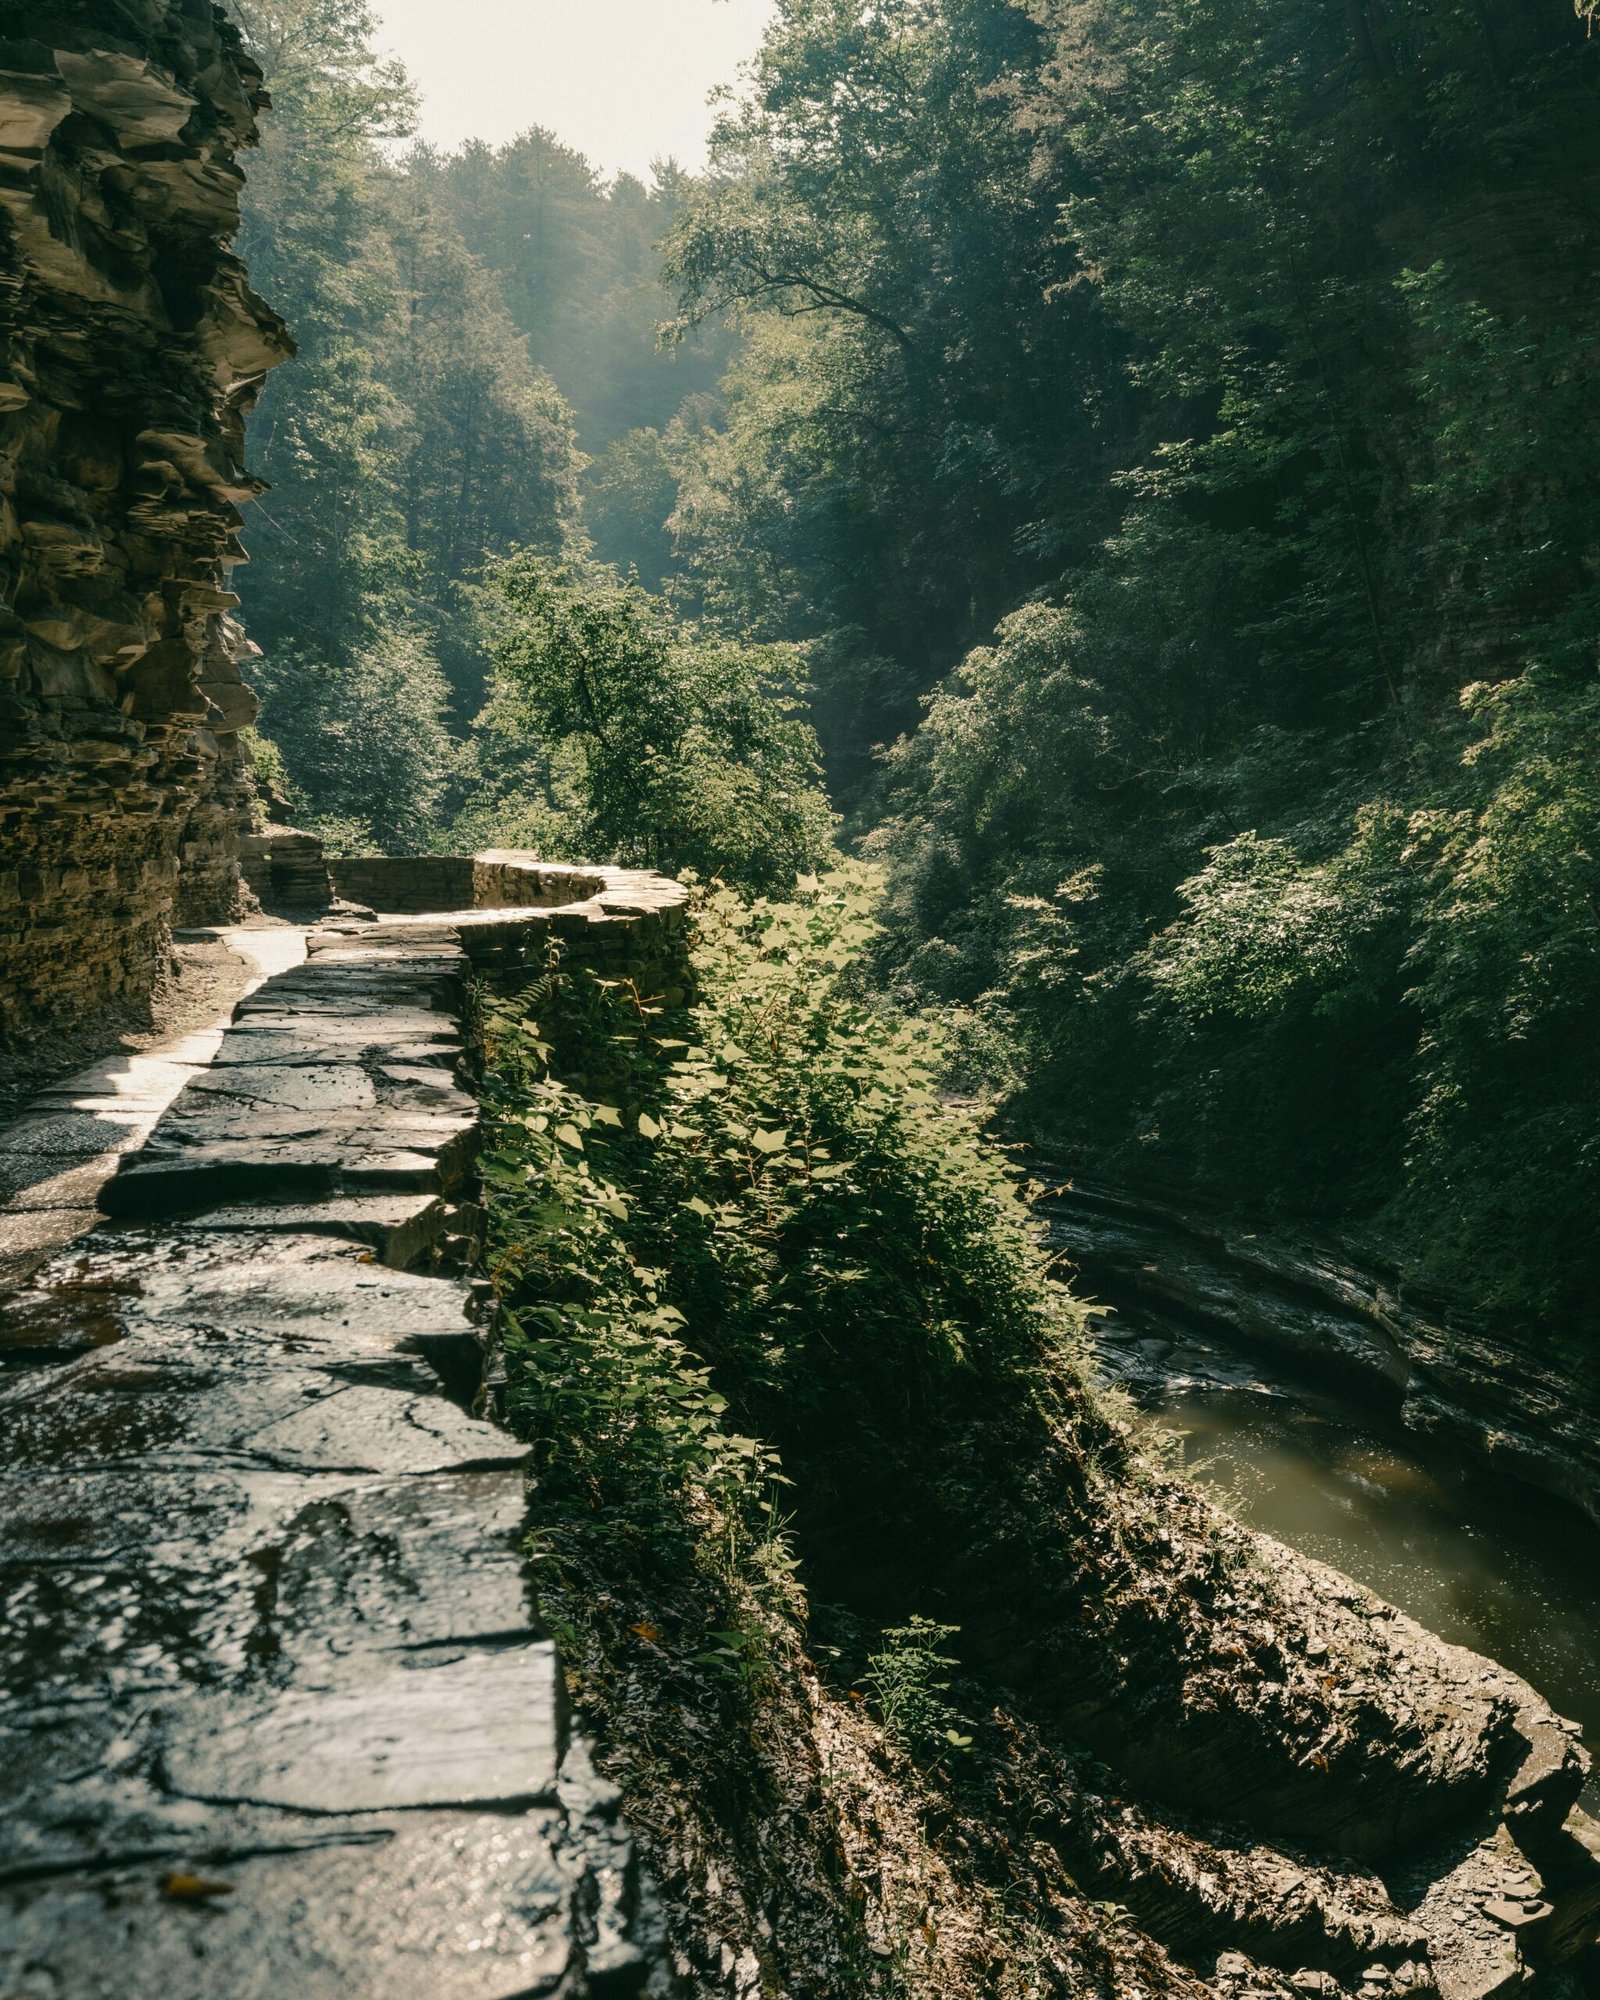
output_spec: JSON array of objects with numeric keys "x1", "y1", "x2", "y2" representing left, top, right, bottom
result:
[
  {"x1": 0, "y1": 923, "x2": 672, "y2": 1996},
  {"x1": 993, "y1": 1173, "x2": 1600, "y2": 1996},
  {"x1": 1038, "y1": 1174, "x2": 1600, "y2": 1527},
  {"x1": 0, "y1": 925, "x2": 305, "y2": 1296},
  {"x1": 101, "y1": 933, "x2": 480, "y2": 1221}
]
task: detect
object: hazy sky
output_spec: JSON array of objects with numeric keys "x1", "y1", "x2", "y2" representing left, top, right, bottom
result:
[{"x1": 371, "y1": 0, "x2": 775, "y2": 180}]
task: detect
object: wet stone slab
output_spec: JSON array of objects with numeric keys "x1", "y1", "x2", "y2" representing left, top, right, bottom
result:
[
  {"x1": 95, "y1": 942, "x2": 482, "y2": 1224},
  {"x1": 102, "y1": 1116, "x2": 480, "y2": 1214},
  {"x1": 165, "y1": 1647, "x2": 562, "y2": 1815},
  {"x1": 0, "y1": 1232, "x2": 655, "y2": 1991},
  {"x1": 0, "y1": 932, "x2": 665, "y2": 1994},
  {"x1": 0, "y1": 1803, "x2": 633, "y2": 2000},
  {"x1": 190, "y1": 1192, "x2": 456, "y2": 1267}
]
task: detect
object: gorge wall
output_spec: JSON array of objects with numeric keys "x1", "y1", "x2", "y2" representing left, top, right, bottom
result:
[{"x1": 0, "y1": 0, "x2": 288, "y2": 1045}]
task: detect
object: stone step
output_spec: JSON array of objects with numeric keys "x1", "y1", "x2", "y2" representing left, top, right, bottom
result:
[
  {"x1": 209, "y1": 1030, "x2": 464, "y2": 1068},
  {"x1": 184, "y1": 1192, "x2": 458, "y2": 1269},
  {"x1": 100, "y1": 1137, "x2": 476, "y2": 1215},
  {"x1": 182, "y1": 1063, "x2": 475, "y2": 1115}
]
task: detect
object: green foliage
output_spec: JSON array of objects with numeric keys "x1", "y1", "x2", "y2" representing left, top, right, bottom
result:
[
  {"x1": 474, "y1": 872, "x2": 1149, "y2": 1980},
  {"x1": 1397, "y1": 264, "x2": 1600, "y2": 677},
  {"x1": 233, "y1": 0, "x2": 582, "y2": 717},
  {"x1": 1399, "y1": 670, "x2": 1600, "y2": 1320},
  {"x1": 230, "y1": 2, "x2": 713, "y2": 846},
  {"x1": 486, "y1": 554, "x2": 835, "y2": 888},
  {"x1": 250, "y1": 627, "x2": 459, "y2": 851},
  {"x1": 480, "y1": 864, "x2": 1089, "y2": 1587},
  {"x1": 421, "y1": 138, "x2": 733, "y2": 462},
  {"x1": 1140, "y1": 831, "x2": 1399, "y2": 1028},
  {"x1": 583, "y1": 427, "x2": 682, "y2": 589},
  {"x1": 662, "y1": 0, "x2": 1097, "y2": 789},
  {"x1": 690, "y1": 0, "x2": 1600, "y2": 1328},
  {"x1": 234, "y1": 0, "x2": 1600, "y2": 1340},
  {"x1": 239, "y1": 727, "x2": 292, "y2": 828},
  {"x1": 481, "y1": 1046, "x2": 784, "y2": 1549},
  {"x1": 863, "y1": 1617, "x2": 975, "y2": 1760}
]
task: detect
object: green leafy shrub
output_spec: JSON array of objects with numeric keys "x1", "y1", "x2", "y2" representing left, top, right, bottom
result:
[{"x1": 478, "y1": 862, "x2": 1091, "y2": 1620}]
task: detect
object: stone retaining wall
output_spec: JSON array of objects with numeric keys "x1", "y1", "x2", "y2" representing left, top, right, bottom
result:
[
  {"x1": 326, "y1": 854, "x2": 477, "y2": 912},
  {"x1": 449, "y1": 854, "x2": 693, "y2": 1004},
  {"x1": 240, "y1": 839, "x2": 694, "y2": 1003}
]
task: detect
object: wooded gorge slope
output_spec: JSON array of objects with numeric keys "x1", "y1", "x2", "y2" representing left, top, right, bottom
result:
[
  {"x1": 226, "y1": 0, "x2": 733, "y2": 851},
  {"x1": 653, "y1": 0, "x2": 1600, "y2": 1343},
  {"x1": 228, "y1": 0, "x2": 1600, "y2": 1338}
]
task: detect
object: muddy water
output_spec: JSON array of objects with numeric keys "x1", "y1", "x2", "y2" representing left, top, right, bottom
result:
[{"x1": 1095, "y1": 1316, "x2": 1600, "y2": 1805}]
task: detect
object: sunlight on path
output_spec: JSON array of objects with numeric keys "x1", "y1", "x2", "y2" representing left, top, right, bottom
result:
[{"x1": 0, "y1": 926, "x2": 308, "y2": 1285}]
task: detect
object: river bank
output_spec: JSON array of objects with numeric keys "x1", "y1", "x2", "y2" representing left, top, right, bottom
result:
[
  {"x1": 1031, "y1": 1172, "x2": 1600, "y2": 1530},
  {"x1": 1030, "y1": 1169, "x2": 1600, "y2": 1805}
]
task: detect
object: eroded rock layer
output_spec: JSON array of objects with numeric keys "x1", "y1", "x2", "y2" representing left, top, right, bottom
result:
[{"x1": 0, "y1": 2, "x2": 289, "y2": 1043}]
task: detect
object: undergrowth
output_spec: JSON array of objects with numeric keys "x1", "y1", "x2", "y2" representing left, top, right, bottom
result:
[
  {"x1": 478, "y1": 863, "x2": 1093, "y2": 1589},
  {"x1": 473, "y1": 864, "x2": 1469, "y2": 1995},
  {"x1": 474, "y1": 864, "x2": 1151, "y2": 1994}
]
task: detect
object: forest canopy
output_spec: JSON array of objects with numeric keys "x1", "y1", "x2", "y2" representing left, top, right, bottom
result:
[{"x1": 232, "y1": 0, "x2": 1600, "y2": 1337}]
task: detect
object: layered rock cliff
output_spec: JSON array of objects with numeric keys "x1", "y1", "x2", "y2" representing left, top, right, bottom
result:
[{"x1": 0, "y1": 1, "x2": 288, "y2": 1045}]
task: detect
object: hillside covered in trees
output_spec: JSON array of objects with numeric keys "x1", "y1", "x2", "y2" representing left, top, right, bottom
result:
[
  {"x1": 6, "y1": 5, "x2": 1600, "y2": 1993},
  {"x1": 234, "y1": 0, "x2": 1600, "y2": 1365},
  {"x1": 658, "y1": 0, "x2": 1600, "y2": 1345}
]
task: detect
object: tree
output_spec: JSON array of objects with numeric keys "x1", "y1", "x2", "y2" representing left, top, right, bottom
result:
[
  {"x1": 486, "y1": 555, "x2": 835, "y2": 891},
  {"x1": 659, "y1": 0, "x2": 1115, "y2": 793},
  {"x1": 227, "y1": 0, "x2": 586, "y2": 833},
  {"x1": 250, "y1": 627, "x2": 459, "y2": 851}
]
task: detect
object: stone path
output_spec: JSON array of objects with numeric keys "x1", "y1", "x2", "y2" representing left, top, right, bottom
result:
[
  {"x1": 0, "y1": 926, "x2": 306, "y2": 1297},
  {"x1": 0, "y1": 920, "x2": 664, "y2": 1997}
]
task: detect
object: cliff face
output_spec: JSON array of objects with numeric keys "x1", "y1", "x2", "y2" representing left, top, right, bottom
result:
[{"x1": 0, "y1": 1, "x2": 289, "y2": 1044}]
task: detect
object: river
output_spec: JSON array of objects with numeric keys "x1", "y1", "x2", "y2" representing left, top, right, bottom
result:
[{"x1": 1063, "y1": 1211, "x2": 1600, "y2": 1807}]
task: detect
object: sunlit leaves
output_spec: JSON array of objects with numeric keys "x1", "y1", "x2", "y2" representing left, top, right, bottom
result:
[
  {"x1": 478, "y1": 859, "x2": 1087, "y2": 1617},
  {"x1": 486, "y1": 552, "x2": 835, "y2": 889}
]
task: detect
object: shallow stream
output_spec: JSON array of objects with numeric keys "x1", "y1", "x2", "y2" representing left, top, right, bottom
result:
[{"x1": 1087, "y1": 1287, "x2": 1600, "y2": 1805}]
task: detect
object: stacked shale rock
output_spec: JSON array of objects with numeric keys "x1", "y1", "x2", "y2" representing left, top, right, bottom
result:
[
  {"x1": 238, "y1": 821, "x2": 334, "y2": 913},
  {"x1": 0, "y1": 1, "x2": 289, "y2": 1042}
]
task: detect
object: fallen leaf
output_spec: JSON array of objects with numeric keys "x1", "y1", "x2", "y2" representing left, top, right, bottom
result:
[{"x1": 160, "y1": 1870, "x2": 235, "y2": 1903}]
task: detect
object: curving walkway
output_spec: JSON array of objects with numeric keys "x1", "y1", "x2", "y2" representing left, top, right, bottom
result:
[
  {"x1": 0, "y1": 863, "x2": 686, "y2": 1999},
  {"x1": 0, "y1": 926, "x2": 307, "y2": 1298}
]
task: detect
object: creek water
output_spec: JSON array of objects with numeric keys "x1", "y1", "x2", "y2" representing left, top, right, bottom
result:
[{"x1": 1090, "y1": 1306, "x2": 1600, "y2": 1806}]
